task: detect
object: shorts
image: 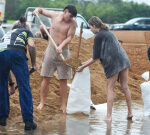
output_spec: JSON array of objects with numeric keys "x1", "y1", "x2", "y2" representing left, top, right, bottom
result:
[{"x1": 41, "y1": 45, "x2": 72, "y2": 79}]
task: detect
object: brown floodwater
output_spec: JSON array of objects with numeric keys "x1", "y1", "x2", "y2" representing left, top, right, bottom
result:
[{"x1": 0, "y1": 100, "x2": 149, "y2": 135}]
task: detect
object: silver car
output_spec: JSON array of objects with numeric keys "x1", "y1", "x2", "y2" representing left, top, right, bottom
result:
[
  {"x1": 25, "y1": 7, "x2": 94, "y2": 39},
  {"x1": 0, "y1": 25, "x2": 5, "y2": 38}
]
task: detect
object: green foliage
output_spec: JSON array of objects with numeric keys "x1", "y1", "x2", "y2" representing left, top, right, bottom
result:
[
  {"x1": 6, "y1": 20, "x2": 16, "y2": 24},
  {"x1": 5, "y1": 0, "x2": 150, "y2": 24}
]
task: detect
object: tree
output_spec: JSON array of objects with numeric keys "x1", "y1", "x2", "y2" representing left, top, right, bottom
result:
[
  {"x1": 5, "y1": 0, "x2": 19, "y2": 20},
  {"x1": 5, "y1": 0, "x2": 150, "y2": 24}
]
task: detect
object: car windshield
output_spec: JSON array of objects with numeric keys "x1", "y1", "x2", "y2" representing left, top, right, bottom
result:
[
  {"x1": 125, "y1": 18, "x2": 140, "y2": 24},
  {"x1": 75, "y1": 16, "x2": 88, "y2": 28},
  {"x1": 34, "y1": 14, "x2": 51, "y2": 26}
]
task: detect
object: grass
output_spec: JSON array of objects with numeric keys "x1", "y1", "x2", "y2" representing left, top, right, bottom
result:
[{"x1": 5, "y1": 20, "x2": 16, "y2": 24}]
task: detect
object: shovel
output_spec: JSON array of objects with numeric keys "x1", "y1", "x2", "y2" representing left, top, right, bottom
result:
[
  {"x1": 35, "y1": 12, "x2": 82, "y2": 68},
  {"x1": 64, "y1": 22, "x2": 83, "y2": 69}
]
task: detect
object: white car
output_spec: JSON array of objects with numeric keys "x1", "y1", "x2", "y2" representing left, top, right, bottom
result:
[
  {"x1": 1, "y1": 24, "x2": 12, "y2": 33},
  {"x1": 0, "y1": 25, "x2": 5, "y2": 38},
  {"x1": 25, "y1": 7, "x2": 94, "y2": 39}
]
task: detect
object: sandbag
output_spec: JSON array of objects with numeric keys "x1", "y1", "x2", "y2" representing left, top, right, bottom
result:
[
  {"x1": 67, "y1": 67, "x2": 91, "y2": 115},
  {"x1": 142, "y1": 117, "x2": 150, "y2": 135},
  {"x1": 140, "y1": 71, "x2": 150, "y2": 116}
]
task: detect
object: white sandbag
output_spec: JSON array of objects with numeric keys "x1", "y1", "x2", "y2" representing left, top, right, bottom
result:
[
  {"x1": 141, "y1": 71, "x2": 149, "y2": 81},
  {"x1": 140, "y1": 71, "x2": 150, "y2": 116},
  {"x1": 67, "y1": 67, "x2": 91, "y2": 115},
  {"x1": 142, "y1": 117, "x2": 150, "y2": 135}
]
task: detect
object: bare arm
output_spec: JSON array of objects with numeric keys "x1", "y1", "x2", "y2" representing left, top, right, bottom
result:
[
  {"x1": 11, "y1": 21, "x2": 17, "y2": 30},
  {"x1": 33, "y1": 8, "x2": 58, "y2": 18},
  {"x1": 26, "y1": 24, "x2": 30, "y2": 30},
  {"x1": 76, "y1": 58, "x2": 97, "y2": 72},
  {"x1": 28, "y1": 39, "x2": 36, "y2": 68},
  {"x1": 82, "y1": 58, "x2": 97, "y2": 68},
  {"x1": 58, "y1": 21, "x2": 76, "y2": 50},
  {"x1": 40, "y1": 25, "x2": 50, "y2": 40},
  {"x1": 82, "y1": 58, "x2": 96, "y2": 66},
  {"x1": 40, "y1": 25, "x2": 50, "y2": 34}
]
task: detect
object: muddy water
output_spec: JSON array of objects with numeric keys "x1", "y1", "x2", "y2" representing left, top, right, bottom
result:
[{"x1": 0, "y1": 100, "x2": 150, "y2": 135}]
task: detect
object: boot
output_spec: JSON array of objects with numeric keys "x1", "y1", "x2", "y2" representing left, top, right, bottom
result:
[
  {"x1": 0, "y1": 117, "x2": 6, "y2": 126},
  {"x1": 24, "y1": 120, "x2": 37, "y2": 130}
]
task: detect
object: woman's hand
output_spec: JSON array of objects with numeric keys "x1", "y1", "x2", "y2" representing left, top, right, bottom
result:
[
  {"x1": 76, "y1": 58, "x2": 96, "y2": 72},
  {"x1": 76, "y1": 65, "x2": 85, "y2": 72}
]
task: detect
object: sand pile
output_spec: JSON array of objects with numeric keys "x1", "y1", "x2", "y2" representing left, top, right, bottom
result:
[{"x1": 9, "y1": 36, "x2": 143, "y2": 122}]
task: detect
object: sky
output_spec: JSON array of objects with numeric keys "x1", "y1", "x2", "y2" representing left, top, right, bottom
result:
[{"x1": 123, "y1": 0, "x2": 150, "y2": 5}]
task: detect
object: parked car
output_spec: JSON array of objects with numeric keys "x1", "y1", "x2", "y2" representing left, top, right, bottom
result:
[
  {"x1": 110, "y1": 17, "x2": 150, "y2": 30},
  {"x1": 0, "y1": 25, "x2": 5, "y2": 38},
  {"x1": 25, "y1": 7, "x2": 94, "y2": 39},
  {"x1": 1, "y1": 23, "x2": 12, "y2": 33}
]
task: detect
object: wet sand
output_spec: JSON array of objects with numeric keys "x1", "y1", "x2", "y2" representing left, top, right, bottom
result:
[{"x1": 2, "y1": 101, "x2": 148, "y2": 135}]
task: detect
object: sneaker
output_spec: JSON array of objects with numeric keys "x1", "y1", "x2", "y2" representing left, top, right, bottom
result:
[
  {"x1": 0, "y1": 117, "x2": 6, "y2": 126},
  {"x1": 24, "y1": 121, "x2": 37, "y2": 130}
]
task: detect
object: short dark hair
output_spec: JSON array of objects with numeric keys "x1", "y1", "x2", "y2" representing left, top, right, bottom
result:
[
  {"x1": 19, "y1": 16, "x2": 26, "y2": 23},
  {"x1": 64, "y1": 4, "x2": 77, "y2": 17}
]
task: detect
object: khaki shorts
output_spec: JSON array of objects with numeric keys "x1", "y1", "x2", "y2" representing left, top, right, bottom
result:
[{"x1": 41, "y1": 45, "x2": 72, "y2": 79}]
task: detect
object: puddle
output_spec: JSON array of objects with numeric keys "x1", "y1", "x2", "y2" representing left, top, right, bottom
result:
[{"x1": 0, "y1": 100, "x2": 150, "y2": 135}]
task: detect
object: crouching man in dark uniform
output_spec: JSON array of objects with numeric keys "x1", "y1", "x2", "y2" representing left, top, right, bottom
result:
[{"x1": 0, "y1": 28, "x2": 38, "y2": 130}]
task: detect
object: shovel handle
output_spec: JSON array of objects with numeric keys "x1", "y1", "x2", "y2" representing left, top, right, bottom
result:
[
  {"x1": 35, "y1": 12, "x2": 65, "y2": 60},
  {"x1": 77, "y1": 22, "x2": 83, "y2": 58}
]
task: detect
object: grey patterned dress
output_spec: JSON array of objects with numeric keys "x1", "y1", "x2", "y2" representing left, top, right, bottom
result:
[{"x1": 93, "y1": 29, "x2": 130, "y2": 78}]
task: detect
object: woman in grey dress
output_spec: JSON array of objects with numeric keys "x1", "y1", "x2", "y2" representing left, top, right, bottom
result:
[{"x1": 77, "y1": 16, "x2": 133, "y2": 121}]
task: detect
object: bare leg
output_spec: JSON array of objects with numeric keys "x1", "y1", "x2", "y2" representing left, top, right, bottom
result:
[
  {"x1": 8, "y1": 71, "x2": 15, "y2": 95},
  {"x1": 119, "y1": 68, "x2": 133, "y2": 119},
  {"x1": 59, "y1": 79, "x2": 67, "y2": 113},
  {"x1": 37, "y1": 77, "x2": 51, "y2": 110},
  {"x1": 9, "y1": 85, "x2": 15, "y2": 96},
  {"x1": 103, "y1": 73, "x2": 118, "y2": 121}
]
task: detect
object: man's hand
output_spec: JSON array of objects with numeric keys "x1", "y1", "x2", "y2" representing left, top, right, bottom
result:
[
  {"x1": 33, "y1": 64, "x2": 40, "y2": 71},
  {"x1": 32, "y1": 8, "x2": 41, "y2": 16},
  {"x1": 56, "y1": 46, "x2": 62, "y2": 54}
]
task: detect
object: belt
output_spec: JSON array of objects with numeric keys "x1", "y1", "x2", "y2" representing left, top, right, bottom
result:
[{"x1": 7, "y1": 45, "x2": 27, "y2": 56}]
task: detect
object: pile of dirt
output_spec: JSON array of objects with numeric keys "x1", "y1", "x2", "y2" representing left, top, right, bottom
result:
[{"x1": 9, "y1": 36, "x2": 143, "y2": 122}]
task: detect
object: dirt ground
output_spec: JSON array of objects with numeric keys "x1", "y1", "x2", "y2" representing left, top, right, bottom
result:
[{"x1": 9, "y1": 36, "x2": 145, "y2": 122}]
